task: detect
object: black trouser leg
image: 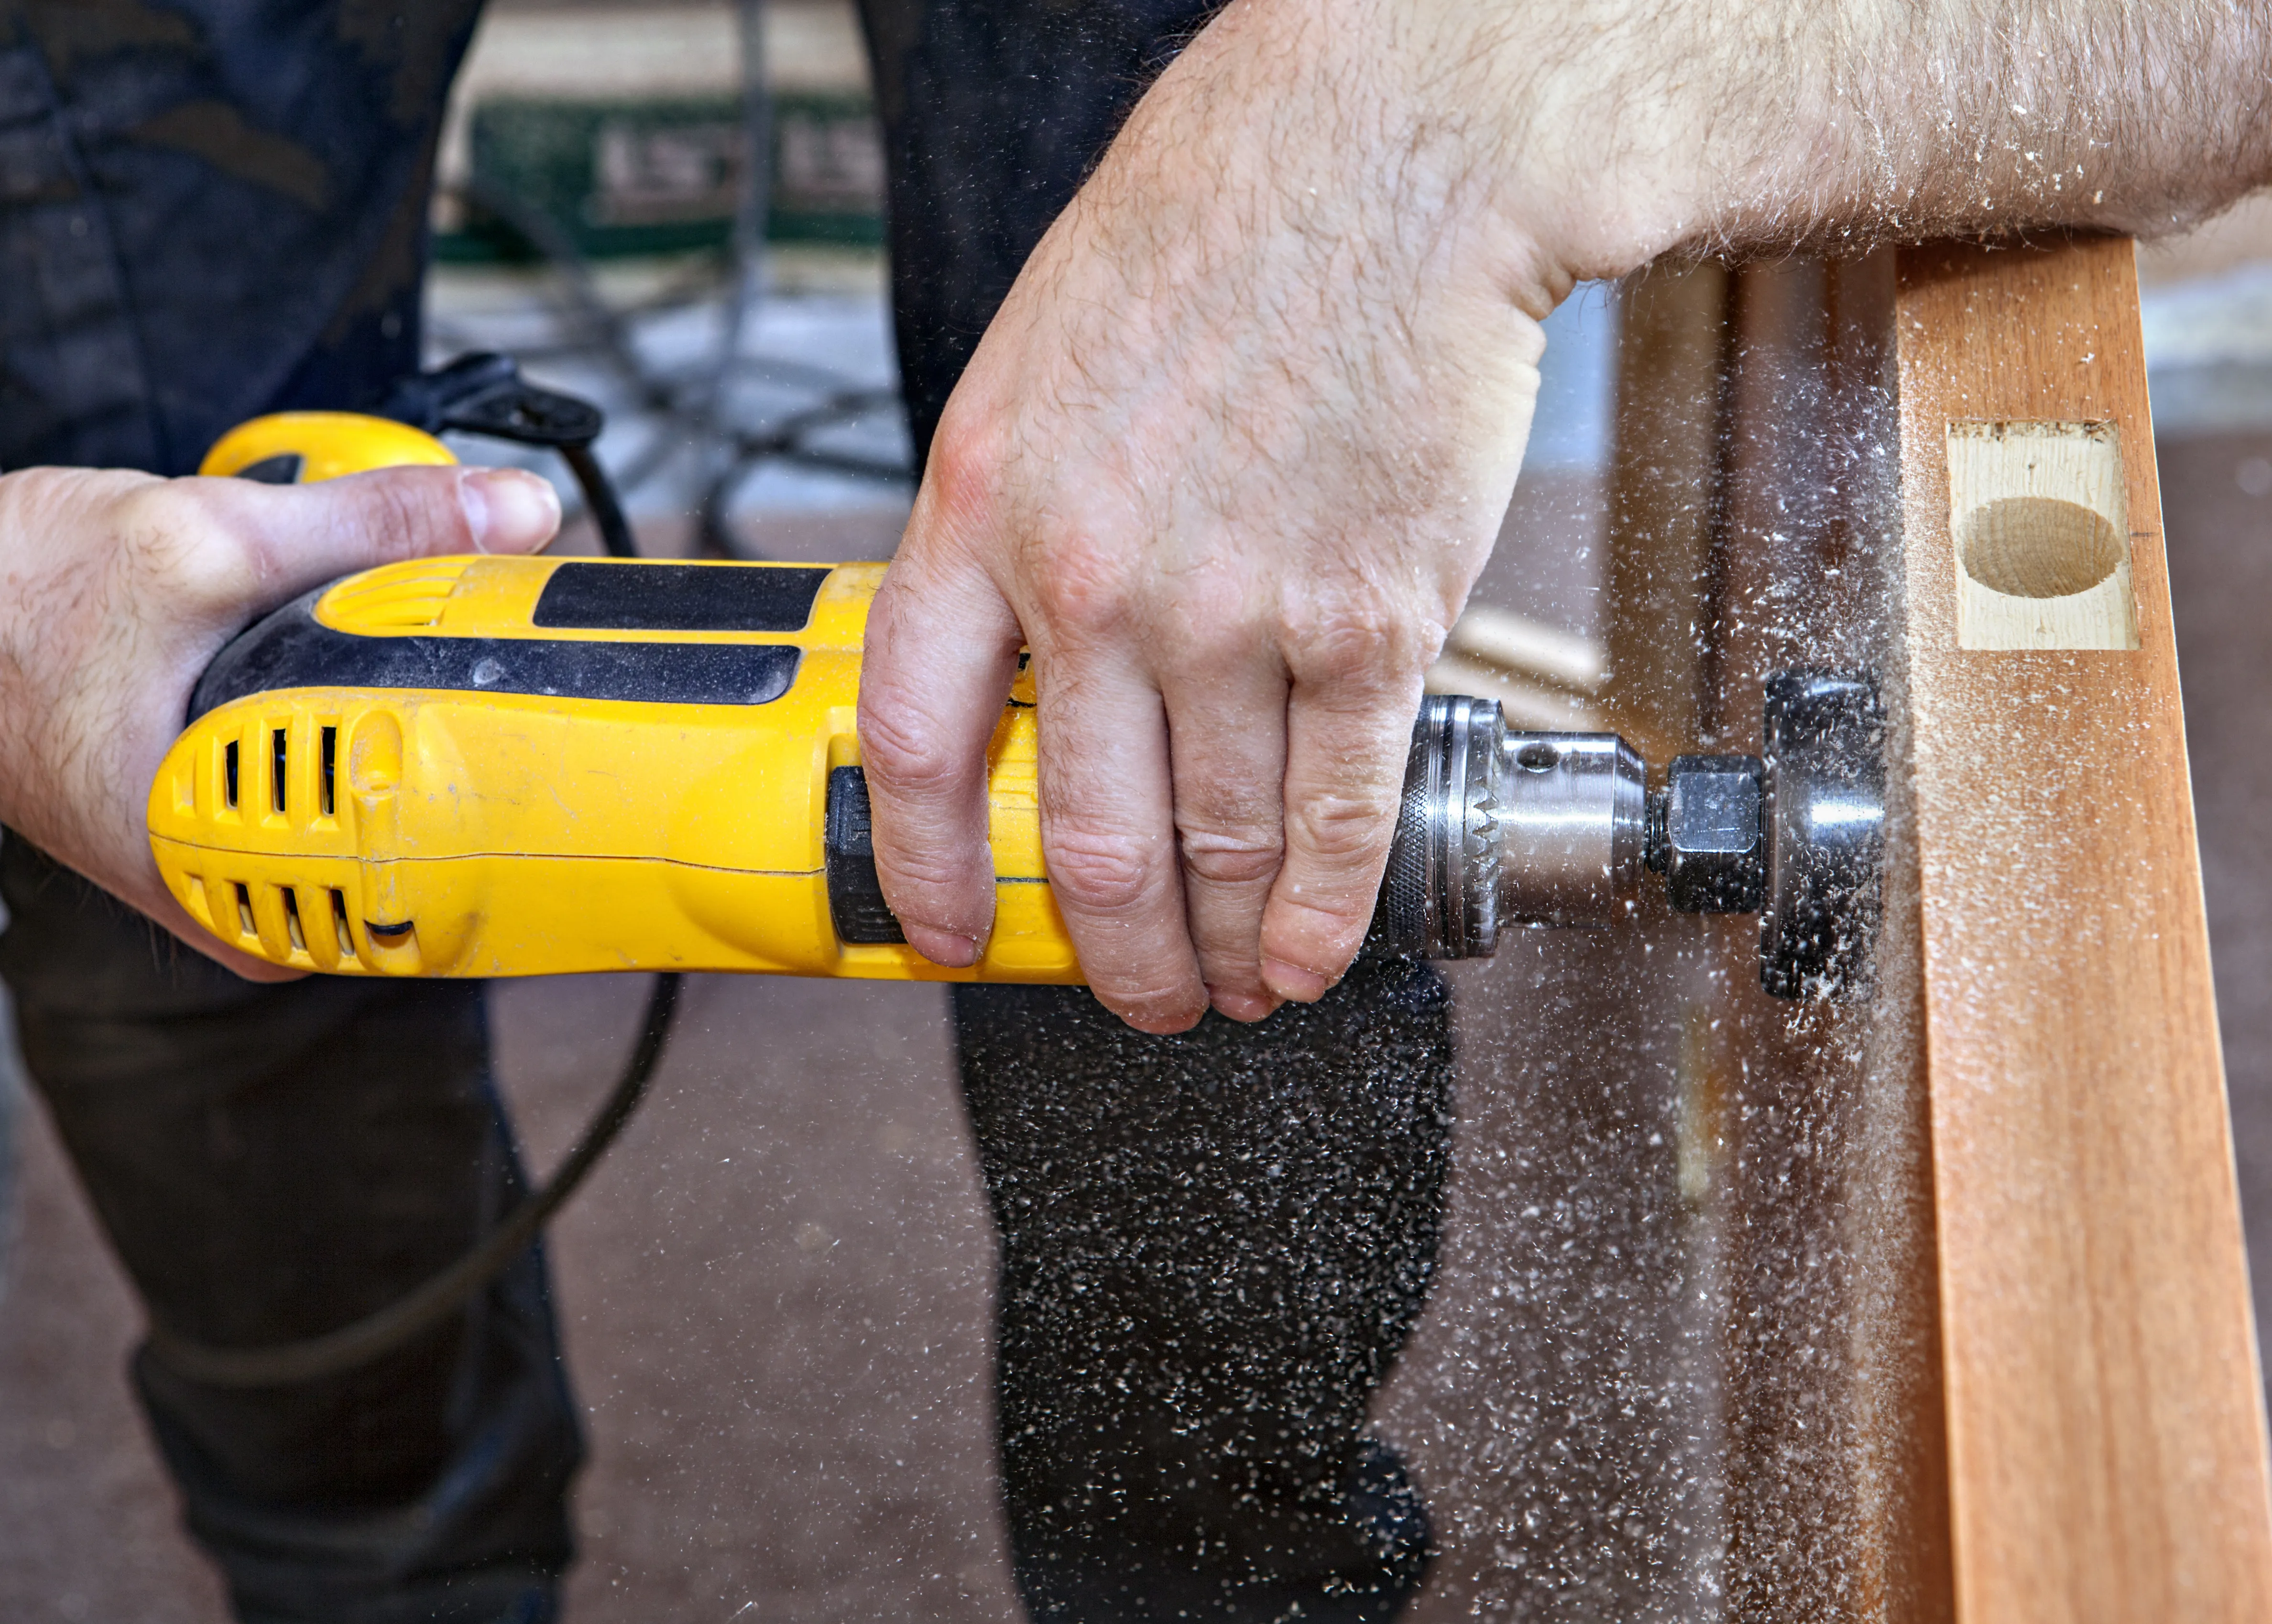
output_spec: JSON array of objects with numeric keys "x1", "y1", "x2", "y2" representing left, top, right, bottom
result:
[
  {"x1": 0, "y1": 837, "x2": 581, "y2": 1624},
  {"x1": 955, "y1": 959, "x2": 1453, "y2": 1622},
  {"x1": 861, "y1": 5, "x2": 1450, "y2": 1611}
]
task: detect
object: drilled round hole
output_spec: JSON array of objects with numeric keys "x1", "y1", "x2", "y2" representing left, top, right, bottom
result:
[
  {"x1": 1513, "y1": 741, "x2": 1560, "y2": 772},
  {"x1": 1957, "y1": 496, "x2": 2122, "y2": 599}
]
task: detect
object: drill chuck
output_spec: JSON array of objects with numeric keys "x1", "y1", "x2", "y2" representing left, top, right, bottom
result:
[
  {"x1": 1372, "y1": 696, "x2": 1648, "y2": 959},
  {"x1": 1371, "y1": 678, "x2": 1881, "y2": 1001}
]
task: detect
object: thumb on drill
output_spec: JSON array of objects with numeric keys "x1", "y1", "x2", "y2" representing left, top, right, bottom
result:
[{"x1": 189, "y1": 462, "x2": 561, "y2": 616}]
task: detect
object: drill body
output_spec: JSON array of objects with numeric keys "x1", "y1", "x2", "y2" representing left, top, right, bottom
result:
[{"x1": 153, "y1": 553, "x2": 1077, "y2": 981}]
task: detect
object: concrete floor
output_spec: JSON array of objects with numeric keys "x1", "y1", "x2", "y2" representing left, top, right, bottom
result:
[
  {"x1": 0, "y1": 971, "x2": 1023, "y2": 1623},
  {"x1": 3, "y1": 437, "x2": 2270, "y2": 1618}
]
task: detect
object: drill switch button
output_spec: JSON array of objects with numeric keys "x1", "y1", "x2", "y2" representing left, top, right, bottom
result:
[{"x1": 825, "y1": 766, "x2": 908, "y2": 946}]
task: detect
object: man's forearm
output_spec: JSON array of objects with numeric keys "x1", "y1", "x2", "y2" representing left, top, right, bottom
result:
[{"x1": 1467, "y1": 0, "x2": 2272, "y2": 283}]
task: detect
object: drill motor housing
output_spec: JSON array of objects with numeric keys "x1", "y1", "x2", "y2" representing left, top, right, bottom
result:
[{"x1": 152, "y1": 553, "x2": 1674, "y2": 984}]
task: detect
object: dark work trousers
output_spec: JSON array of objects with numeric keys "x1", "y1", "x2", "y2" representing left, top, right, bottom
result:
[
  {"x1": 862, "y1": 3, "x2": 1455, "y2": 1615},
  {"x1": 956, "y1": 969, "x2": 1450, "y2": 1621},
  {"x1": 0, "y1": 842, "x2": 579, "y2": 1624}
]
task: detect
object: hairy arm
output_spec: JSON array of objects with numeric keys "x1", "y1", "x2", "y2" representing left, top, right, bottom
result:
[
  {"x1": 1507, "y1": 1, "x2": 2272, "y2": 272},
  {"x1": 861, "y1": 0, "x2": 2272, "y2": 1032}
]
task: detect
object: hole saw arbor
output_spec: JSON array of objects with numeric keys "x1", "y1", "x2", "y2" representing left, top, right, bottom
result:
[{"x1": 1598, "y1": 237, "x2": 2272, "y2": 1622}]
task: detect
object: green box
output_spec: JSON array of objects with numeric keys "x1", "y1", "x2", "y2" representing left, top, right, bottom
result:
[{"x1": 440, "y1": 91, "x2": 884, "y2": 263}]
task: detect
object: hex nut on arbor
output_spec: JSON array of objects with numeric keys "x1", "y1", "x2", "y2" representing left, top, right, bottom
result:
[{"x1": 1649, "y1": 754, "x2": 1768, "y2": 913}]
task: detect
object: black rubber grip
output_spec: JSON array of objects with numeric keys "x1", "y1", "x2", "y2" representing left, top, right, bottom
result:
[
  {"x1": 190, "y1": 589, "x2": 801, "y2": 720},
  {"x1": 533, "y1": 562, "x2": 829, "y2": 632},
  {"x1": 809, "y1": 728, "x2": 1446, "y2": 959}
]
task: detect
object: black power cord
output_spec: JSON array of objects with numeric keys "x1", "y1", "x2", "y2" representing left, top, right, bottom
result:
[
  {"x1": 441, "y1": 10, "x2": 914, "y2": 559},
  {"x1": 150, "y1": 375, "x2": 678, "y2": 1386},
  {"x1": 147, "y1": 975, "x2": 679, "y2": 1388}
]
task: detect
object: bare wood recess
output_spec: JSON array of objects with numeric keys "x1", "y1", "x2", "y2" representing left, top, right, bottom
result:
[
  {"x1": 1896, "y1": 237, "x2": 2272, "y2": 1623},
  {"x1": 1945, "y1": 419, "x2": 2137, "y2": 651}
]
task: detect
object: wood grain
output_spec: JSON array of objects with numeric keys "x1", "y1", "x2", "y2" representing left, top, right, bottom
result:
[{"x1": 1894, "y1": 237, "x2": 2272, "y2": 1623}]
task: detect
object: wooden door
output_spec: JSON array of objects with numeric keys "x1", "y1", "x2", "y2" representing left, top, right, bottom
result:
[{"x1": 1595, "y1": 238, "x2": 2272, "y2": 1622}]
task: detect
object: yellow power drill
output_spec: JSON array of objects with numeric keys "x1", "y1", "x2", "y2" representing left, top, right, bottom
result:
[{"x1": 153, "y1": 356, "x2": 1883, "y2": 997}]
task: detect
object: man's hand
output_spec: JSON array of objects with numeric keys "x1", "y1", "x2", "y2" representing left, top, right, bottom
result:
[
  {"x1": 861, "y1": 0, "x2": 2272, "y2": 1033},
  {"x1": 0, "y1": 463, "x2": 559, "y2": 978},
  {"x1": 860, "y1": 1, "x2": 1558, "y2": 1032}
]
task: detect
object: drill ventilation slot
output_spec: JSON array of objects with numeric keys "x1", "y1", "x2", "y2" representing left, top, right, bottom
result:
[{"x1": 315, "y1": 560, "x2": 474, "y2": 632}]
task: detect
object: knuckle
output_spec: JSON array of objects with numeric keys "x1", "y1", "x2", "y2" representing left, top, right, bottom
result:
[
  {"x1": 857, "y1": 698, "x2": 967, "y2": 799},
  {"x1": 355, "y1": 471, "x2": 459, "y2": 561},
  {"x1": 112, "y1": 480, "x2": 200, "y2": 546},
  {"x1": 1177, "y1": 825, "x2": 1283, "y2": 888},
  {"x1": 1287, "y1": 785, "x2": 1398, "y2": 865},
  {"x1": 1027, "y1": 531, "x2": 1135, "y2": 640},
  {"x1": 1278, "y1": 590, "x2": 1415, "y2": 687},
  {"x1": 119, "y1": 485, "x2": 252, "y2": 605},
  {"x1": 1272, "y1": 887, "x2": 1373, "y2": 938},
  {"x1": 1157, "y1": 569, "x2": 1261, "y2": 661},
  {"x1": 922, "y1": 411, "x2": 1012, "y2": 535},
  {"x1": 1262, "y1": 895, "x2": 1368, "y2": 979},
  {"x1": 1045, "y1": 825, "x2": 1160, "y2": 916},
  {"x1": 873, "y1": 839, "x2": 983, "y2": 898}
]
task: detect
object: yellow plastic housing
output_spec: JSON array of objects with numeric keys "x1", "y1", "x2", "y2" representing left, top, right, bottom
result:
[
  {"x1": 148, "y1": 556, "x2": 1077, "y2": 982},
  {"x1": 201, "y1": 411, "x2": 459, "y2": 482}
]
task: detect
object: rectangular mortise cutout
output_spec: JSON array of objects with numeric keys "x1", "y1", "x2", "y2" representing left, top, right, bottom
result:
[
  {"x1": 1947, "y1": 420, "x2": 2139, "y2": 650},
  {"x1": 223, "y1": 740, "x2": 239, "y2": 808},
  {"x1": 271, "y1": 728, "x2": 288, "y2": 813},
  {"x1": 319, "y1": 726, "x2": 336, "y2": 817}
]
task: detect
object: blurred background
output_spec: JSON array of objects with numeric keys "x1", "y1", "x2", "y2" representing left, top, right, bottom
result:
[{"x1": 4, "y1": 0, "x2": 2272, "y2": 1617}]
